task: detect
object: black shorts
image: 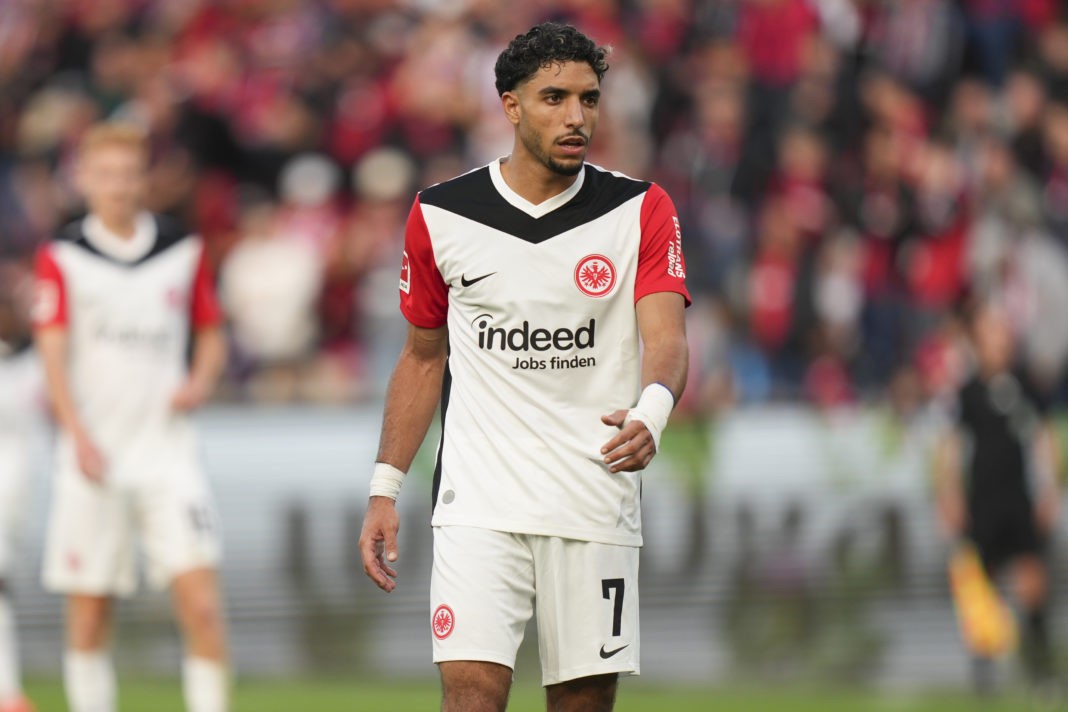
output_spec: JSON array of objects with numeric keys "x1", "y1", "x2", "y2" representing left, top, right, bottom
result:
[{"x1": 967, "y1": 501, "x2": 1044, "y2": 573}]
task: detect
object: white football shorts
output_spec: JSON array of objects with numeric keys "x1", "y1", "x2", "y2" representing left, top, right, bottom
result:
[
  {"x1": 431, "y1": 525, "x2": 639, "y2": 685},
  {"x1": 42, "y1": 459, "x2": 221, "y2": 597}
]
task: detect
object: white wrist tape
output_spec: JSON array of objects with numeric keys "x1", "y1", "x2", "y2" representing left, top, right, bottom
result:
[
  {"x1": 624, "y1": 383, "x2": 675, "y2": 452},
  {"x1": 369, "y1": 462, "x2": 406, "y2": 500}
]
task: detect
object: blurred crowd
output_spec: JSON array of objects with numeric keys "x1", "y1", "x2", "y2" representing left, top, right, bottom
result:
[{"x1": 2, "y1": 0, "x2": 1068, "y2": 407}]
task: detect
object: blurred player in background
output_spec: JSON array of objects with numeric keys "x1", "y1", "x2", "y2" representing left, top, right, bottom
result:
[
  {"x1": 0, "y1": 267, "x2": 40, "y2": 712},
  {"x1": 360, "y1": 23, "x2": 689, "y2": 712},
  {"x1": 32, "y1": 123, "x2": 229, "y2": 712},
  {"x1": 935, "y1": 299, "x2": 1061, "y2": 693}
]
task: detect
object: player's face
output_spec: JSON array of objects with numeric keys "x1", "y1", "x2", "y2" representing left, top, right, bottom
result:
[
  {"x1": 509, "y1": 61, "x2": 600, "y2": 177},
  {"x1": 76, "y1": 143, "x2": 147, "y2": 225}
]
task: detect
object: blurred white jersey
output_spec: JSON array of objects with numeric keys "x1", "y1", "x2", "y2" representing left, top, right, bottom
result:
[
  {"x1": 400, "y1": 161, "x2": 690, "y2": 546},
  {"x1": 0, "y1": 343, "x2": 41, "y2": 570},
  {"x1": 33, "y1": 213, "x2": 222, "y2": 486}
]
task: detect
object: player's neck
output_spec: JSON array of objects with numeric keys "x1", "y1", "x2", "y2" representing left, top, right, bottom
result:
[
  {"x1": 499, "y1": 154, "x2": 580, "y2": 205},
  {"x1": 94, "y1": 211, "x2": 140, "y2": 240}
]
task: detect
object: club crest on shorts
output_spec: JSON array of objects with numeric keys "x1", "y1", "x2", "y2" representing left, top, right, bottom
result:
[
  {"x1": 574, "y1": 254, "x2": 616, "y2": 298},
  {"x1": 432, "y1": 604, "x2": 455, "y2": 640}
]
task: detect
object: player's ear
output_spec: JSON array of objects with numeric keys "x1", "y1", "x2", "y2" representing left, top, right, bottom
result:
[{"x1": 501, "y1": 91, "x2": 521, "y2": 127}]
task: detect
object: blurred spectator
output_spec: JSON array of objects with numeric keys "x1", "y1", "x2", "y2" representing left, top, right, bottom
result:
[{"x1": 220, "y1": 190, "x2": 322, "y2": 403}]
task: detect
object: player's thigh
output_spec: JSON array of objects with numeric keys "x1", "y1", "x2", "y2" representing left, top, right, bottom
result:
[
  {"x1": 139, "y1": 465, "x2": 222, "y2": 590},
  {"x1": 546, "y1": 672, "x2": 618, "y2": 712},
  {"x1": 439, "y1": 660, "x2": 512, "y2": 712},
  {"x1": 431, "y1": 526, "x2": 535, "y2": 671},
  {"x1": 43, "y1": 472, "x2": 137, "y2": 597},
  {"x1": 533, "y1": 537, "x2": 639, "y2": 686}
]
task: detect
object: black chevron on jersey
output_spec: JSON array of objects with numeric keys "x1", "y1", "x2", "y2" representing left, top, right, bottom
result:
[
  {"x1": 56, "y1": 214, "x2": 191, "y2": 267},
  {"x1": 418, "y1": 164, "x2": 650, "y2": 244}
]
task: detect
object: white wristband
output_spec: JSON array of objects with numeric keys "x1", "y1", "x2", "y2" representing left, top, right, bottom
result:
[
  {"x1": 624, "y1": 383, "x2": 675, "y2": 452},
  {"x1": 369, "y1": 462, "x2": 406, "y2": 501}
]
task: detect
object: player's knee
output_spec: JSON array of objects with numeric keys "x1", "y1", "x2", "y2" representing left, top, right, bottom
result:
[
  {"x1": 1014, "y1": 560, "x2": 1048, "y2": 609},
  {"x1": 546, "y1": 673, "x2": 618, "y2": 712},
  {"x1": 178, "y1": 594, "x2": 224, "y2": 637},
  {"x1": 440, "y1": 661, "x2": 511, "y2": 712}
]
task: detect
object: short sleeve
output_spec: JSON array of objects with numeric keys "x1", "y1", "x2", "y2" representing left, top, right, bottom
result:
[
  {"x1": 635, "y1": 183, "x2": 691, "y2": 306},
  {"x1": 399, "y1": 197, "x2": 448, "y2": 328},
  {"x1": 31, "y1": 245, "x2": 67, "y2": 329},
  {"x1": 190, "y1": 242, "x2": 223, "y2": 329}
]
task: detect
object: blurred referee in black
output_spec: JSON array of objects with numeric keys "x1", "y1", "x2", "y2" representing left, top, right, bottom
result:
[{"x1": 935, "y1": 298, "x2": 1061, "y2": 693}]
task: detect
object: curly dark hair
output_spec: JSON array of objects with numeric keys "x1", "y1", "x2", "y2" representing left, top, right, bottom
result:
[{"x1": 494, "y1": 22, "x2": 609, "y2": 97}]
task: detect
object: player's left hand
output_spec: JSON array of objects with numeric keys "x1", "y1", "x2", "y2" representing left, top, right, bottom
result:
[
  {"x1": 600, "y1": 409, "x2": 656, "y2": 473},
  {"x1": 171, "y1": 379, "x2": 209, "y2": 412}
]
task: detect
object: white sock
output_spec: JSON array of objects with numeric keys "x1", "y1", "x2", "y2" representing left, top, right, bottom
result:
[
  {"x1": 63, "y1": 650, "x2": 116, "y2": 712},
  {"x1": 182, "y1": 657, "x2": 229, "y2": 712},
  {"x1": 0, "y1": 596, "x2": 21, "y2": 703}
]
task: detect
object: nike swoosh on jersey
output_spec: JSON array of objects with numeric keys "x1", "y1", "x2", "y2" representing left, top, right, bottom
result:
[
  {"x1": 460, "y1": 272, "x2": 496, "y2": 287},
  {"x1": 599, "y1": 644, "x2": 629, "y2": 659}
]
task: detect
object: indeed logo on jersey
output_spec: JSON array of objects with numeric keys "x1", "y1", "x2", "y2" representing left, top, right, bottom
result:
[
  {"x1": 473, "y1": 315, "x2": 597, "y2": 371},
  {"x1": 92, "y1": 321, "x2": 174, "y2": 351}
]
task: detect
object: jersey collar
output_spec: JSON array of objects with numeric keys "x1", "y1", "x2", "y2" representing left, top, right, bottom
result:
[
  {"x1": 489, "y1": 158, "x2": 586, "y2": 219},
  {"x1": 83, "y1": 212, "x2": 157, "y2": 263}
]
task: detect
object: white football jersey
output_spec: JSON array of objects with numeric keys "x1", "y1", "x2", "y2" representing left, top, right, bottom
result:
[
  {"x1": 401, "y1": 160, "x2": 689, "y2": 546},
  {"x1": 33, "y1": 213, "x2": 222, "y2": 486}
]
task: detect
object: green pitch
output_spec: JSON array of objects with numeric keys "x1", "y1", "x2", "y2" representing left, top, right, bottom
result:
[{"x1": 24, "y1": 678, "x2": 1035, "y2": 711}]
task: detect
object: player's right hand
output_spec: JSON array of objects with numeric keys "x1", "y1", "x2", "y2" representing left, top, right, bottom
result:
[
  {"x1": 359, "y1": 496, "x2": 400, "y2": 592},
  {"x1": 74, "y1": 432, "x2": 106, "y2": 484}
]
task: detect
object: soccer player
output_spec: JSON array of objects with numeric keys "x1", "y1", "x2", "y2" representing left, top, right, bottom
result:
[
  {"x1": 0, "y1": 278, "x2": 40, "y2": 712},
  {"x1": 32, "y1": 123, "x2": 230, "y2": 712},
  {"x1": 935, "y1": 299, "x2": 1061, "y2": 692},
  {"x1": 359, "y1": 23, "x2": 689, "y2": 712}
]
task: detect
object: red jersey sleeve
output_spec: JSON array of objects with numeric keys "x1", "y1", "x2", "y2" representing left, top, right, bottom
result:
[
  {"x1": 635, "y1": 183, "x2": 691, "y2": 306},
  {"x1": 190, "y1": 242, "x2": 223, "y2": 329},
  {"x1": 399, "y1": 197, "x2": 448, "y2": 328},
  {"x1": 32, "y1": 245, "x2": 67, "y2": 329}
]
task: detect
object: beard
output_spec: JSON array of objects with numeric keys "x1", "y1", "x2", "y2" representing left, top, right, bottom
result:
[
  {"x1": 520, "y1": 124, "x2": 587, "y2": 176},
  {"x1": 545, "y1": 156, "x2": 584, "y2": 176}
]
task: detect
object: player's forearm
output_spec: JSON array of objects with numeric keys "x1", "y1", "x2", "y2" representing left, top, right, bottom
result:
[
  {"x1": 635, "y1": 292, "x2": 688, "y2": 402},
  {"x1": 934, "y1": 432, "x2": 964, "y2": 498},
  {"x1": 188, "y1": 327, "x2": 227, "y2": 395},
  {"x1": 375, "y1": 334, "x2": 448, "y2": 472},
  {"x1": 34, "y1": 327, "x2": 88, "y2": 437},
  {"x1": 640, "y1": 333, "x2": 688, "y2": 403},
  {"x1": 1033, "y1": 421, "x2": 1061, "y2": 494}
]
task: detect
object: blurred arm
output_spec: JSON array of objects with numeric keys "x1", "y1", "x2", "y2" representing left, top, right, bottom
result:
[
  {"x1": 934, "y1": 428, "x2": 966, "y2": 538},
  {"x1": 35, "y1": 325, "x2": 105, "y2": 481},
  {"x1": 34, "y1": 326, "x2": 83, "y2": 437},
  {"x1": 172, "y1": 326, "x2": 228, "y2": 411},
  {"x1": 1033, "y1": 419, "x2": 1061, "y2": 531}
]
